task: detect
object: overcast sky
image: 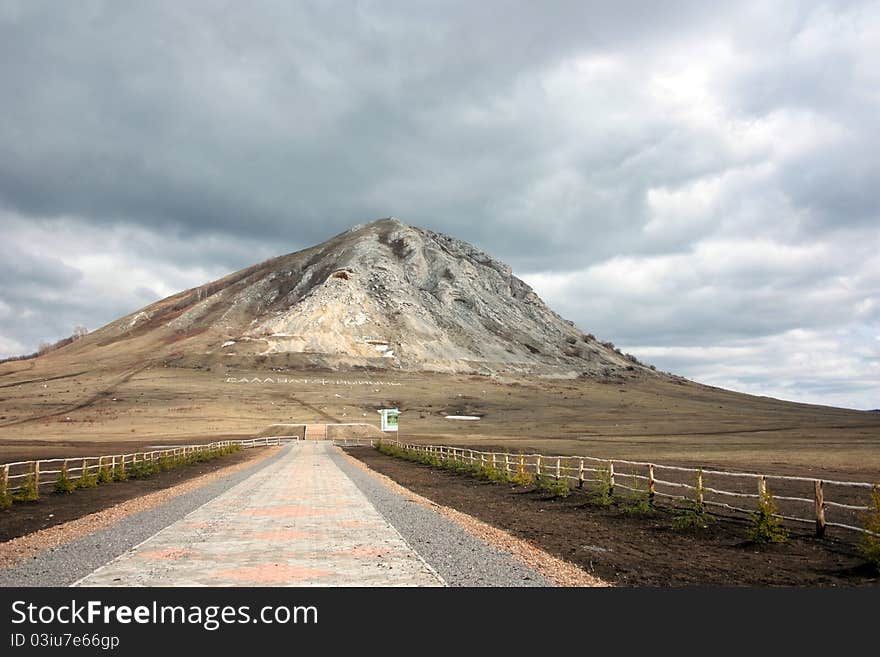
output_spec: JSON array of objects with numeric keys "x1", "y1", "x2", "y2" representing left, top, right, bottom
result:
[{"x1": 1, "y1": 1, "x2": 877, "y2": 409}]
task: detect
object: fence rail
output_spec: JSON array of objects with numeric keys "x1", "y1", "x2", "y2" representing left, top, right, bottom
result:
[{"x1": 363, "y1": 438, "x2": 878, "y2": 539}]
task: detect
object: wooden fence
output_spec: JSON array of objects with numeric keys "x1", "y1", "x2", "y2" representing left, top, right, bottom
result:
[
  {"x1": 4, "y1": 435, "x2": 876, "y2": 539},
  {"x1": 363, "y1": 438, "x2": 878, "y2": 538},
  {"x1": 0, "y1": 436, "x2": 288, "y2": 498}
]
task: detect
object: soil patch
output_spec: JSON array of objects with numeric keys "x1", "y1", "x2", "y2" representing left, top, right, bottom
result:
[{"x1": 346, "y1": 447, "x2": 879, "y2": 587}]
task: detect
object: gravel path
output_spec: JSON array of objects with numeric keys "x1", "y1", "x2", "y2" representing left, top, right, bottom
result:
[
  {"x1": 329, "y1": 448, "x2": 553, "y2": 586},
  {"x1": 0, "y1": 447, "x2": 290, "y2": 587}
]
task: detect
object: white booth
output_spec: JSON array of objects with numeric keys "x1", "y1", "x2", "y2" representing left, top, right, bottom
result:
[{"x1": 378, "y1": 408, "x2": 400, "y2": 432}]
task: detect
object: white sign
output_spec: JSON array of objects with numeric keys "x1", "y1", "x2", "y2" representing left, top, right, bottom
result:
[{"x1": 378, "y1": 408, "x2": 400, "y2": 432}]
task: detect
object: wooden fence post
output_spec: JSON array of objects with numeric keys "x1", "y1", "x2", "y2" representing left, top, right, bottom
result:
[
  {"x1": 1, "y1": 463, "x2": 8, "y2": 495},
  {"x1": 492, "y1": 453, "x2": 497, "y2": 470},
  {"x1": 608, "y1": 461, "x2": 615, "y2": 496},
  {"x1": 519, "y1": 454, "x2": 525, "y2": 475},
  {"x1": 647, "y1": 464, "x2": 656, "y2": 505},
  {"x1": 505, "y1": 453, "x2": 510, "y2": 474},
  {"x1": 536, "y1": 455, "x2": 542, "y2": 477},
  {"x1": 33, "y1": 461, "x2": 40, "y2": 498},
  {"x1": 555, "y1": 457, "x2": 561, "y2": 481},
  {"x1": 696, "y1": 469, "x2": 704, "y2": 508},
  {"x1": 814, "y1": 480, "x2": 826, "y2": 538},
  {"x1": 578, "y1": 458, "x2": 584, "y2": 489},
  {"x1": 757, "y1": 475, "x2": 767, "y2": 500}
]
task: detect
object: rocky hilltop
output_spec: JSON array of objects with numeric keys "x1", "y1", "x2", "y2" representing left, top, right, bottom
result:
[{"x1": 91, "y1": 218, "x2": 651, "y2": 377}]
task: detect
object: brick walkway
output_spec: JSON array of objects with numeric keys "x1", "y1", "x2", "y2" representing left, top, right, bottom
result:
[{"x1": 75, "y1": 443, "x2": 444, "y2": 586}]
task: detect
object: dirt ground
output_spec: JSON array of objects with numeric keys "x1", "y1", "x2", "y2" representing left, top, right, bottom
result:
[
  {"x1": 347, "y1": 447, "x2": 879, "y2": 587},
  {"x1": 0, "y1": 448, "x2": 263, "y2": 543}
]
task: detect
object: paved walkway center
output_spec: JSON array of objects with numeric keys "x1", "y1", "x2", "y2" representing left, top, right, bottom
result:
[{"x1": 75, "y1": 442, "x2": 444, "y2": 586}]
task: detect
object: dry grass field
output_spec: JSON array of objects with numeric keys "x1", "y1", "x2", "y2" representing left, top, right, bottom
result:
[{"x1": 2, "y1": 348, "x2": 878, "y2": 483}]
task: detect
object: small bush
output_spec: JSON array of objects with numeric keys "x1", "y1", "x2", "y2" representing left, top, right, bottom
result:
[
  {"x1": 623, "y1": 487, "x2": 653, "y2": 515},
  {"x1": 536, "y1": 474, "x2": 570, "y2": 498},
  {"x1": 620, "y1": 470, "x2": 653, "y2": 514},
  {"x1": 76, "y1": 466, "x2": 98, "y2": 489},
  {"x1": 127, "y1": 459, "x2": 157, "y2": 480},
  {"x1": 97, "y1": 465, "x2": 113, "y2": 484},
  {"x1": 112, "y1": 465, "x2": 128, "y2": 482},
  {"x1": 592, "y1": 467, "x2": 614, "y2": 506},
  {"x1": 474, "y1": 460, "x2": 495, "y2": 480},
  {"x1": 748, "y1": 485, "x2": 788, "y2": 544},
  {"x1": 54, "y1": 466, "x2": 76, "y2": 494},
  {"x1": 859, "y1": 486, "x2": 880, "y2": 569},
  {"x1": 486, "y1": 464, "x2": 511, "y2": 484},
  {"x1": 672, "y1": 470, "x2": 712, "y2": 529},
  {"x1": 14, "y1": 473, "x2": 38, "y2": 502},
  {"x1": 509, "y1": 457, "x2": 534, "y2": 487},
  {"x1": 673, "y1": 501, "x2": 714, "y2": 529},
  {"x1": 476, "y1": 460, "x2": 510, "y2": 483},
  {"x1": 0, "y1": 477, "x2": 12, "y2": 509}
]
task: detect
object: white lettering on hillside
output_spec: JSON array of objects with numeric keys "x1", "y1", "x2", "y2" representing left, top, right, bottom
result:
[{"x1": 224, "y1": 377, "x2": 401, "y2": 386}]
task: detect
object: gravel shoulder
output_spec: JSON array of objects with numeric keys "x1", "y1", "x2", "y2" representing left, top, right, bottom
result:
[{"x1": 0, "y1": 446, "x2": 288, "y2": 586}]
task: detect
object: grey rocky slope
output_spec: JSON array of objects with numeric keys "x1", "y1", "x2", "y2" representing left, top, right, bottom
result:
[{"x1": 96, "y1": 218, "x2": 651, "y2": 376}]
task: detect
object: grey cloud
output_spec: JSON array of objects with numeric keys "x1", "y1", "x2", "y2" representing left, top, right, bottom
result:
[
  {"x1": 0, "y1": 245, "x2": 82, "y2": 290},
  {"x1": 0, "y1": 0, "x2": 743, "y2": 255}
]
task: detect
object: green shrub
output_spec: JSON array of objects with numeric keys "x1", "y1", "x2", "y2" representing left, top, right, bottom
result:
[
  {"x1": 97, "y1": 465, "x2": 113, "y2": 484},
  {"x1": 673, "y1": 500, "x2": 713, "y2": 529},
  {"x1": 76, "y1": 466, "x2": 98, "y2": 489},
  {"x1": 477, "y1": 461, "x2": 506, "y2": 482},
  {"x1": 474, "y1": 460, "x2": 493, "y2": 480},
  {"x1": 14, "y1": 473, "x2": 38, "y2": 502},
  {"x1": 54, "y1": 465, "x2": 76, "y2": 494},
  {"x1": 509, "y1": 457, "x2": 535, "y2": 487},
  {"x1": 622, "y1": 471, "x2": 654, "y2": 515},
  {"x1": 748, "y1": 485, "x2": 788, "y2": 544},
  {"x1": 623, "y1": 490, "x2": 653, "y2": 514},
  {"x1": 536, "y1": 474, "x2": 570, "y2": 498},
  {"x1": 127, "y1": 459, "x2": 156, "y2": 479},
  {"x1": 112, "y1": 464, "x2": 128, "y2": 481},
  {"x1": 673, "y1": 470, "x2": 713, "y2": 529},
  {"x1": 486, "y1": 465, "x2": 511, "y2": 484},
  {"x1": 859, "y1": 486, "x2": 880, "y2": 569},
  {"x1": 0, "y1": 475, "x2": 12, "y2": 508},
  {"x1": 591, "y1": 467, "x2": 614, "y2": 506}
]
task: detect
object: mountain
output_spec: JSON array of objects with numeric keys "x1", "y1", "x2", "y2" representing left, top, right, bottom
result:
[{"x1": 70, "y1": 218, "x2": 654, "y2": 377}]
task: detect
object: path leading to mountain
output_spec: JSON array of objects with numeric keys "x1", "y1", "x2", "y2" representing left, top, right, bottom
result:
[{"x1": 75, "y1": 443, "x2": 443, "y2": 586}]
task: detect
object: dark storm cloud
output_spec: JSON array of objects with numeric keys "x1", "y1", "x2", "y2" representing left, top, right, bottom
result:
[
  {"x1": 0, "y1": 1, "x2": 877, "y2": 407},
  {"x1": 0, "y1": 0, "x2": 731, "y2": 250}
]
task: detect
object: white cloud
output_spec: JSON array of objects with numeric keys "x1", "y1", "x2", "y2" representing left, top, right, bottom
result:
[{"x1": 628, "y1": 328, "x2": 879, "y2": 410}]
